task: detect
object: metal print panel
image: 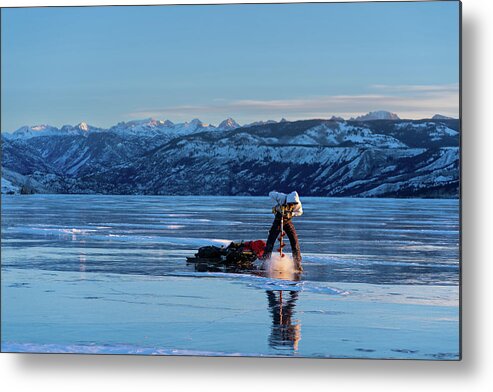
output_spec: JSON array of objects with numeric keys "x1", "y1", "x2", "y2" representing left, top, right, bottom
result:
[{"x1": 0, "y1": 1, "x2": 461, "y2": 359}]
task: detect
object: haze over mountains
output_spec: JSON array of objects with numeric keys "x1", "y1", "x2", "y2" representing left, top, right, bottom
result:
[{"x1": 1, "y1": 111, "x2": 460, "y2": 198}]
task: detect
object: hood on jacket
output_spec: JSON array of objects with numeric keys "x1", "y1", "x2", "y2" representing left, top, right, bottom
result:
[{"x1": 286, "y1": 191, "x2": 300, "y2": 205}]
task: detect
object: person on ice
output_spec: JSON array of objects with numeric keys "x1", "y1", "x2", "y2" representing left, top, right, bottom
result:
[{"x1": 263, "y1": 191, "x2": 303, "y2": 272}]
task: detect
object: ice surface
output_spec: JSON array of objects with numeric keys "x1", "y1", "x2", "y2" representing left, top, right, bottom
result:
[
  {"x1": 1, "y1": 195, "x2": 459, "y2": 358},
  {"x1": 1, "y1": 268, "x2": 458, "y2": 359},
  {"x1": 1, "y1": 195, "x2": 459, "y2": 284}
]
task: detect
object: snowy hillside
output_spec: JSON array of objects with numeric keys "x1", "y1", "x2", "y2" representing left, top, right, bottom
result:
[{"x1": 1, "y1": 117, "x2": 460, "y2": 197}]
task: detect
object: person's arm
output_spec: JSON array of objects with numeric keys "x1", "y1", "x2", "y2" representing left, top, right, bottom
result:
[
  {"x1": 292, "y1": 203, "x2": 303, "y2": 217},
  {"x1": 269, "y1": 191, "x2": 287, "y2": 214}
]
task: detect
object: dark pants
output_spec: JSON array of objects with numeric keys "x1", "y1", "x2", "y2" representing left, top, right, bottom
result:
[{"x1": 264, "y1": 213, "x2": 302, "y2": 270}]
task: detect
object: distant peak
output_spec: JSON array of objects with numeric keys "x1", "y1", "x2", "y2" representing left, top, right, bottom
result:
[
  {"x1": 31, "y1": 124, "x2": 52, "y2": 131},
  {"x1": 78, "y1": 122, "x2": 89, "y2": 131},
  {"x1": 245, "y1": 119, "x2": 277, "y2": 127},
  {"x1": 432, "y1": 114, "x2": 455, "y2": 120},
  {"x1": 189, "y1": 118, "x2": 203, "y2": 126},
  {"x1": 351, "y1": 111, "x2": 400, "y2": 121},
  {"x1": 125, "y1": 118, "x2": 154, "y2": 126},
  {"x1": 218, "y1": 117, "x2": 240, "y2": 130},
  {"x1": 162, "y1": 119, "x2": 174, "y2": 127},
  {"x1": 10, "y1": 124, "x2": 59, "y2": 139},
  {"x1": 329, "y1": 115, "x2": 345, "y2": 121}
]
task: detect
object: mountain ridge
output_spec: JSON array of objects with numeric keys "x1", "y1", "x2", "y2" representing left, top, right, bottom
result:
[
  {"x1": 3, "y1": 111, "x2": 459, "y2": 139},
  {"x1": 1, "y1": 117, "x2": 460, "y2": 198}
]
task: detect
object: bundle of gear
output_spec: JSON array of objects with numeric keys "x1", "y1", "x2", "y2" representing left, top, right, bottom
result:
[{"x1": 186, "y1": 240, "x2": 266, "y2": 272}]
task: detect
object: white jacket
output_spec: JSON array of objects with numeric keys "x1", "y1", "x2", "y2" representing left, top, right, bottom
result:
[{"x1": 269, "y1": 191, "x2": 303, "y2": 217}]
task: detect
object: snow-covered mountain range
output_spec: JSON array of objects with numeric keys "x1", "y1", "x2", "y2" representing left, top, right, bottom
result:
[{"x1": 1, "y1": 114, "x2": 460, "y2": 197}]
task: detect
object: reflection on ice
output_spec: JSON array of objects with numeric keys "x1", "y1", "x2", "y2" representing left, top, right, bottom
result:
[{"x1": 266, "y1": 291, "x2": 301, "y2": 352}]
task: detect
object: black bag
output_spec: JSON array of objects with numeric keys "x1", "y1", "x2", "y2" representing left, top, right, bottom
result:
[{"x1": 196, "y1": 245, "x2": 224, "y2": 259}]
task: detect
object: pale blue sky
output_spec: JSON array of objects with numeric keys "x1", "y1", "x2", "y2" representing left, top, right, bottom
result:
[{"x1": 1, "y1": 1, "x2": 460, "y2": 131}]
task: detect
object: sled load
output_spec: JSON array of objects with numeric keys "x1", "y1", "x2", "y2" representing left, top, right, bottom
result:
[{"x1": 186, "y1": 240, "x2": 266, "y2": 272}]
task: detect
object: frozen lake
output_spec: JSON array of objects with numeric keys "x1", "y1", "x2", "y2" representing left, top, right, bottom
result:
[{"x1": 1, "y1": 194, "x2": 460, "y2": 359}]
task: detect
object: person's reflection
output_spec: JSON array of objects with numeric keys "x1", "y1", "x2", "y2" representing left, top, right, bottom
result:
[{"x1": 266, "y1": 290, "x2": 301, "y2": 352}]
